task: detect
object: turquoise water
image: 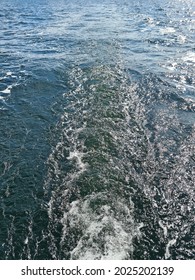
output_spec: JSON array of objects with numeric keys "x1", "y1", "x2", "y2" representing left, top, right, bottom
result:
[{"x1": 0, "y1": 0, "x2": 194, "y2": 259}]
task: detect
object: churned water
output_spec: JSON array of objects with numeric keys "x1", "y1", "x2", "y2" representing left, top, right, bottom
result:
[{"x1": 0, "y1": 0, "x2": 194, "y2": 260}]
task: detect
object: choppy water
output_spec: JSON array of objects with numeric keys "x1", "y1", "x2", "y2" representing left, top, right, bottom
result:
[{"x1": 0, "y1": 0, "x2": 195, "y2": 260}]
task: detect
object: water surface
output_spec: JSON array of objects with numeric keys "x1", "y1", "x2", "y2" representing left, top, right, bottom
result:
[{"x1": 0, "y1": 0, "x2": 194, "y2": 259}]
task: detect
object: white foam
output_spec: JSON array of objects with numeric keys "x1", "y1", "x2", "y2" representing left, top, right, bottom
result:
[
  {"x1": 165, "y1": 238, "x2": 177, "y2": 259},
  {"x1": 1, "y1": 85, "x2": 12, "y2": 94},
  {"x1": 6, "y1": 71, "x2": 12, "y2": 77},
  {"x1": 159, "y1": 220, "x2": 168, "y2": 238},
  {"x1": 60, "y1": 194, "x2": 136, "y2": 260},
  {"x1": 67, "y1": 150, "x2": 87, "y2": 174},
  {"x1": 24, "y1": 237, "x2": 28, "y2": 245}
]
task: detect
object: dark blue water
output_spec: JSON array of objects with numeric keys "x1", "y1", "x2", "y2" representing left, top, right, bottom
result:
[{"x1": 0, "y1": 0, "x2": 194, "y2": 260}]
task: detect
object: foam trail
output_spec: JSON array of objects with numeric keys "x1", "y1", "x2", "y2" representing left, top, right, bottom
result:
[{"x1": 43, "y1": 64, "x2": 147, "y2": 259}]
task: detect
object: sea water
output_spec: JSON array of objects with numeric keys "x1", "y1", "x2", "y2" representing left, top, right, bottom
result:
[{"x1": 0, "y1": 0, "x2": 194, "y2": 259}]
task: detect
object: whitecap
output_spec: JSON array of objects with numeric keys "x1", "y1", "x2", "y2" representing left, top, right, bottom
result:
[
  {"x1": 6, "y1": 71, "x2": 12, "y2": 77},
  {"x1": 0, "y1": 85, "x2": 12, "y2": 94}
]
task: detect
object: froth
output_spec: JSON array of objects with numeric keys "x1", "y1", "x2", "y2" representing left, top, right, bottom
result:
[
  {"x1": 60, "y1": 193, "x2": 137, "y2": 260},
  {"x1": 1, "y1": 85, "x2": 12, "y2": 94},
  {"x1": 67, "y1": 150, "x2": 87, "y2": 174}
]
